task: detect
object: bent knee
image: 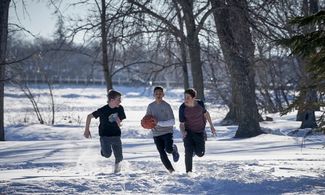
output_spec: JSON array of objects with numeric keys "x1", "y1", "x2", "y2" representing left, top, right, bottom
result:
[
  {"x1": 196, "y1": 152, "x2": 205, "y2": 157},
  {"x1": 101, "y1": 151, "x2": 112, "y2": 158}
]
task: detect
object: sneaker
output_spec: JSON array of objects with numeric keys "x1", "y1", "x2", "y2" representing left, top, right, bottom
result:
[
  {"x1": 114, "y1": 163, "x2": 121, "y2": 173},
  {"x1": 186, "y1": 171, "x2": 193, "y2": 177},
  {"x1": 172, "y1": 144, "x2": 180, "y2": 162}
]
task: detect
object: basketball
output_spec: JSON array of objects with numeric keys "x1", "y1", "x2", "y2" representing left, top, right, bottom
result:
[{"x1": 141, "y1": 115, "x2": 157, "y2": 129}]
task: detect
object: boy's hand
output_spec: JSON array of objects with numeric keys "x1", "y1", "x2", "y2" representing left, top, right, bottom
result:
[
  {"x1": 180, "y1": 123, "x2": 186, "y2": 138},
  {"x1": 211, "y1": 126, "x2": 216, "y2": 137},
  {"x1": 116, "y1": 117, "x2": 122, "y2": 126},
  {"x1": 181, "y1": 131, "x2": 187, "y2": 138},
  {"x1": 84, "y1": 129, "x2": 92, "y2": 138}
]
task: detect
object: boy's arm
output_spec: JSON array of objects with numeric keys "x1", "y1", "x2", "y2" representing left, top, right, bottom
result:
[
  {"x1": 84, "y1": 113, "x2": 94, "y2": 138},
  {"x1": 117, "y1": 106, "x2": 126, "y2": 127},
  {"x1": 179, "y1": 122, "x2": 187, "y2": 138},
  {"x1": 204, "y1": 111, "x2": 216, "y2": 136},
  {"x1": 157, "y1": 119, "x2": 175, "y2": 127}
]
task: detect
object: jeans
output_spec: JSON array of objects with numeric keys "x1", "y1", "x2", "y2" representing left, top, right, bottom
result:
[
  {"x1": 183, "y1": 131, "x2": 205, "y2": 172},
  {"x1": 153, "y1": 133, "x2": 174, "y2": 171},
  {"x1": 100, "y1": 136, "x2": 123, "y2": 164}
]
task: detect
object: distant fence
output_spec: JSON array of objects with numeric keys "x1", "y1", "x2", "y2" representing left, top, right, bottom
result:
[{"x1": 20, "y1": 76, "x2": 185, "y2": 87}]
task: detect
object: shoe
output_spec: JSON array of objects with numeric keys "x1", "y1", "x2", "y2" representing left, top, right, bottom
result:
[
  {"x1": 172, "y1": 144, "x2": 180, "y2": 162},
  {"x1": 186, "y1": 171, "x2": 193, "y2": 176},
  {"x1": 168, "y1": 168, "x2": 175, "y2": 173},
  {"x1": 114, "y1": 163, "x2": 121, "y2": 173}
]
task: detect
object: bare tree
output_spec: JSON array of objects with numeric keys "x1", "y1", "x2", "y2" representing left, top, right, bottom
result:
[
  {"x1": 173, "y1": 1, "x2": 189, "y2": 90},
  {"x1": 0, "y1": 0, "x2": 10, "y2": 141},
  {"x1": 51, "y1": 0, "x2": 131, "y2": 91},
  {"x1": 175, "y1": 0, "x2": 206, "y2": 99},
  {"x1": 10, "y1": 78, "x2": 45, "y2": 124},
  {"x1": 97, "y1": 0, "x2": 113, "y2": 90},
  {"x1": 211, "y1": 0, "x2": 263, "y2": 137},
  {"x1": 129, "y1": 0, "x2": 213, "y2": 99}
]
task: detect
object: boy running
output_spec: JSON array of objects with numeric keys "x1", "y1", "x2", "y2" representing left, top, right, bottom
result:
[
  {"x1": 179, "y1": 88, "x2": 216, "y2": 173},
  {"x1": 84, "y1": 89, "x2": 126, "y2": 173},
  {"x1": 145, "y1": 86, "x2": 180, "y2": 173}
]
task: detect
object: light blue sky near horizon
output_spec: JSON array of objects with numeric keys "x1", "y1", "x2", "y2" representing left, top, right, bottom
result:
[
  {"x1": 9, "y1": 1, "x2": 57, "y2": 40},
  {"x1": 9, "y1": 1, "x2": 90, "y2": 43}
]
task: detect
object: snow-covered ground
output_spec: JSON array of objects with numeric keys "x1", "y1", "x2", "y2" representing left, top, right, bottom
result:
[{"x1": 1, "y1": 84, "x2": 325, "y2": 194}]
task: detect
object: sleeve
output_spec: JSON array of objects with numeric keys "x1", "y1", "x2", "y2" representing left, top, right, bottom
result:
[
  {"x1": 157, "y1": 119, "x2": 175, "y2": 127},
  {"x1": 198, "y1": 100, "x2": 207, "y2": 113},
  {"x1": 118, "y1": 106, "x2": 126, "y2": 120},
  {"x1": 167, "y1": 104, "x2": 175, "y2": 120},
  {"x1": 145, "y1": 104, "x2": 152, "y2": 116},
  {"x1": 92, "y1": 108, "x2": 102, "y2": 119},
  {"x1": 179, "y1": 103, "x2": 185, "y2": 123}
]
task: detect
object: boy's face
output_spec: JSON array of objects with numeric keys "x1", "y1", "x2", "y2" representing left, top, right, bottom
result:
[
  {"x1": 108, "y1": 96, "x2": 121, "y2": 108},
  {"x1": 184, "y1": 93, "x2": 194, "y2": 105},
  {"x1": 154, "y1": 89, "x2": 164, "y2": 102}
]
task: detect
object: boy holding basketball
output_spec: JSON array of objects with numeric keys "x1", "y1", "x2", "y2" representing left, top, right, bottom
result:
[
  {"x1": 144, "y1": 86, "x2": 179, "y2": 173},
  {"x1": 84, "y1": 89, "x2": 126, "y2": 173}
]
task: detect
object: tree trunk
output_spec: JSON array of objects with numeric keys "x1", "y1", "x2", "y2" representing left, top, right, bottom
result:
[
  {"x1": 297, "y1": 0, "x2": 319, "y2": 128},
  {"x1": 296, "y1": 88, "x2": 306, "y2": 121},
  {"x1": 180, "y1": 40, "x2": 190, "y2": 90},
  {"x1": 0, "y1": 0, "x2": 10, "y2": 141},
  {"x1": 300, "y1": 110, "x2": 317, "y2": 129},
  {"x1": 211, "y1": 0, "x2": 262, "y2": 138},
  {"x1": 220, "y1": 104, "x2": 239, "y2": 125},
  {"x1": 221, "y1": 80, "x2": 239, "y2": 125},
  {"x1": 101, "y1": 0, "x2": 113, "y2": 91},
  {"x1": 177, "y1": 0, "x2": 205, "y2": 100},
  {"x1": 174, "y1": 1, "x2": 189, "y2": 90},
  {"x1": 297, "y1": 86, "x2": 318, "y2": 128}
]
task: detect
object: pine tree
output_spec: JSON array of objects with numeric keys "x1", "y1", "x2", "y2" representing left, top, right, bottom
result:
[{"x1": 277, "y1": 10, "x2": 325, "y2": 131}]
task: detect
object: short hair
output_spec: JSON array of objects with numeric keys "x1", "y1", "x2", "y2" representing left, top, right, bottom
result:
[
  {"x1": 107, "y1": 89, "x2": 122, "y2": 101},
  {"x1": 153, "y1": 86, "x2": 164, "y2": 93},
  {"x1": 184, "y1": 88, "x2": 197, "y2": 98}
]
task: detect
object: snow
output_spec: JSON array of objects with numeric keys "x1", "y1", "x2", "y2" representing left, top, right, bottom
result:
[{"x1": 1, "y1": 84, "x2": 325, "y2": 194}]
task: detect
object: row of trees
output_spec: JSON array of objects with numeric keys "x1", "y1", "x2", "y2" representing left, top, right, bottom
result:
[
  {"x1": 6, "y1": 33, "x2": 184, "y2": 86},
  {"x1": 0, "y1": 0, "x2": 324, "y2": 141}
]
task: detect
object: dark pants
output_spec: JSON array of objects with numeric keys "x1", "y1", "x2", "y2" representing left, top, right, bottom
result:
[
  {"x1": 153, "y1": 133, "x2": 174, "y2": 171},
  {"x1": 184, "y1": 131, "x2": 205, "y2": 172},
  {"x1": 100, "y1": 136, "x2": 123, "y2": 164}
]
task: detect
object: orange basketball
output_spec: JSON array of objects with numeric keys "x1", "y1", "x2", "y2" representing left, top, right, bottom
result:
[{"x1": 141, "y1": 115, "x2": 157, "y2": 129}]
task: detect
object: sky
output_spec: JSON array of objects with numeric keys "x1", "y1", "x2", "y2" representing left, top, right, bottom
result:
[
  {"x1": 9, "y1": 1, "x2": 57, "y2": 39},
  {"x1": 8, "y1": 1, "x2": 89, "y2": 43}
]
